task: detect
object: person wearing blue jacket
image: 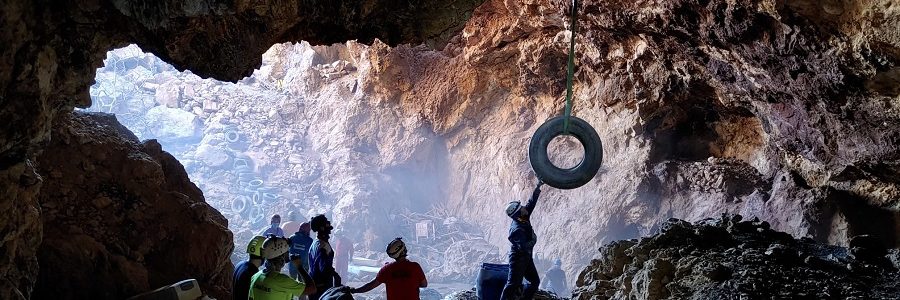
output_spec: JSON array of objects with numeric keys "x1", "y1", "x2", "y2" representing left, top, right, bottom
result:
[
  {"x1": 500, "y1": 180, "x2": 544, "y2": 300},
  {"x1": 288, "y1": 221, "x2": 313, "y2": 280},
  {"x1": 307, "y1": 214, "x2": 341, "y2": 300}
]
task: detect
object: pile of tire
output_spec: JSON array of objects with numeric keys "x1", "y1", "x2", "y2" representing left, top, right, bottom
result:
[{"x1": 228, "y1": 152, "x2": 283, "y2": 227}]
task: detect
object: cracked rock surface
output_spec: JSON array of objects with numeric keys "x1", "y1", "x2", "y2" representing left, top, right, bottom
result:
[
  {"x1": 572, "y1": 215, "x2": 900, "y2": 299},
  {"x1": 1, "y1": 0, "x2": 899, "y2": 298},
  {"x1": 33, "y1": 111, "x2": 233, "y2": 299}
]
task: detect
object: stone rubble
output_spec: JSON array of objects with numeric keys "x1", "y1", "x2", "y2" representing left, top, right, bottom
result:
[{"x1": 572, "y1": 215, "x2": 900, "y2": 300}]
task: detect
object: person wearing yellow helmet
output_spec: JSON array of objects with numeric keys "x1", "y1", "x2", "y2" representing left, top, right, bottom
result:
[
  {"x1": 249, "y1": 236, "x2": 318, "y2": 300},
  {"x1": 233, "y1": 236, "x2": 266, "y2": 300}
]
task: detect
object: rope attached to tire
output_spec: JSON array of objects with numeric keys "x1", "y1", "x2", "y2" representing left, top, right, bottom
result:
[
  {"x1": 528, "y1": 0, "x2": 603, "y2": 190},
  {"x1": 562, "y1": 0, "x2": 579, "y2": 135}
]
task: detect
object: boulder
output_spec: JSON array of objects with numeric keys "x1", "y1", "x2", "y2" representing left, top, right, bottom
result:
[
  {"x1": 32, "y1": 112, "x2": 233, "y2": 299},
  {"x1": 143, "y1": 106, "x2": 203, "y2": 142},
  {"x1": 154, "y1": 82, "x2": 182, "y2": 108},
  {"x1": 195, "y1": 144, "x2": 231, "y2": 168}
]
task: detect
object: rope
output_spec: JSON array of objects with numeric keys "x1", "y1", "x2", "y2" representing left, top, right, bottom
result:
[{"x1": 562, "y1": 0, "x2": 579, "y2": 135}]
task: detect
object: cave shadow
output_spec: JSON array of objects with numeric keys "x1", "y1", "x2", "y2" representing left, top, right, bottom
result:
[{"x1": 817, "y1": 189, "x2": 899, "y2": 248}]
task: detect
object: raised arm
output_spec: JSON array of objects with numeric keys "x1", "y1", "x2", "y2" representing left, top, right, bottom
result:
[{"x1": 523, "y1": 180, "x2": 544, "y2": 212}]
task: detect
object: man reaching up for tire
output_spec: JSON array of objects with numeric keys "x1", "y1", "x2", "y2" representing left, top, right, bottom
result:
[{"x1": 500, "y1": 179, "x2": 544, "y2": 300}]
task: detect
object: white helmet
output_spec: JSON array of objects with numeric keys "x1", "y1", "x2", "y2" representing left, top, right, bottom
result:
[
  {"x1": 261, "y1": 237, "x2": 290, "y2": 259},
  {"x1": 386, "y1": 238, "x2": 407, "y2": 259}
]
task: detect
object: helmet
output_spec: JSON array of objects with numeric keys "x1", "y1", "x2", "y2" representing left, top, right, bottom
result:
[
  {"x1": 246, "y1": 236, "x2": 266, "y2": 257},
  {"x1": 287, "y1": 210, "x2": 300, "y2": 222},
  {"x1": 554, "y1": 258, "x2": 562, "y2": 267},
  {"x1": 261, "y1": 237, "x2": 291, "y2": 259},
  {"x1": 386, "y1": 237, "x2": 407, "y2": 259},
  {"x1": 505, "y1": 201, "x2": 522, "y2": 217}
]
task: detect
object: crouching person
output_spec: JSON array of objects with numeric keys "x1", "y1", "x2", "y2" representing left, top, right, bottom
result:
[
  {"x1": 250, "y1": 236, "x2": 318, "y2": 300},
  {"x1": 350, "y1": 238, "x2": 427, "y2": 299}
]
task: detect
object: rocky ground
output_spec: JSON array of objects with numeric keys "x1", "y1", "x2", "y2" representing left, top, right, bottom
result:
[
  {"x1": 444, "y1": 289, "x2": 566, "y2": 300},
  {"x1": 572, "y1": 215, "x2": 900, "y2": 299}
]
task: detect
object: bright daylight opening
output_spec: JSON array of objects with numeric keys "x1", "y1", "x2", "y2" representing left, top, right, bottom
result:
[{"x1": 84, "y1": 44, "x2": 563, "y2": 297}]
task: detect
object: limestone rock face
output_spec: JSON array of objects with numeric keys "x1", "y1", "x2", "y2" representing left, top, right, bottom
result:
[
  {"x1": 236, "y1": 0, "x2": 900, "y2": 284},
  {"x1": 32, "y1": 111, "x2": 233, "y2": 299},
  {"x1": 1, "y1": 0, "x2": 899, "y2": 298},
  {"x1": 97, "y1": 0, "x2": 899, "y2": 287},
  {"x1": 0, "y1": 1, "x2": 482, "y2": 298},
  {"x1": 66, "y1": 0, "x2": 900, "y2": 291}
]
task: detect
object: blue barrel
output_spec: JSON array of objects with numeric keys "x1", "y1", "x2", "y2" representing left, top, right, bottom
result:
[{"x1": 476, "y1": 263, "x2": 509, "y2": 300}]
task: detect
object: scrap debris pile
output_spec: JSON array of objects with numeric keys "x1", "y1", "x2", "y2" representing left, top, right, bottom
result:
[
  {"x1": 572, "y1": 214, "x2": 900, "y2": 299},
  {"x1": 395, "y1": 206, "x2": 504, "y2": 283},
  {"x1": 88, "y1": 46, "x2": 334, "y2": 263}
]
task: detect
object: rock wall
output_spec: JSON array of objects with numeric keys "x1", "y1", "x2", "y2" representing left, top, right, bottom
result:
[
  {"x1": 2, "y1": 0, "x2": 899, "y2": 298},
  {"x1": 71, "y1": 0, "x2": 900, "y2": 289},
  {"x1": 0, "y1": 0, "x2": 482, "y2": 298},
  {"x1": 238, "y1": 0, "x2": 900, "y2": 283},
  {"x1": 33, "y1": 111, "x2": 233, "y2": 299}
]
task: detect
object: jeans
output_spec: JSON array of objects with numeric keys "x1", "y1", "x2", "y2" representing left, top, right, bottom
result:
[{"x1": 500, "y1": 253, "x2": 540, "y2": 300}]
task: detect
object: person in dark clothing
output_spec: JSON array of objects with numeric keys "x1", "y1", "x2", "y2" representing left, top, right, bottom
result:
[
  {"x1": 308, "y1": 214, "x2": 341, "y2": 300},
  {"x1": 233, "y1": 236, "x2": 266, "y2": 300},
  {"x1": 542, "y1": 258, "x2": 568, "y2": 296},
  {"x1": 289, "y1": 222, "x2": 314, "y2": 280},
  {"x1": 500, "y1": 180, "x2": 544, "y2": 300}
]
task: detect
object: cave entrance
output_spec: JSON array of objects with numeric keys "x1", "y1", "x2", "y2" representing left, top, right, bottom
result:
[{"x1": 84, "y1": 44, "x2": 503, "y2": 289}]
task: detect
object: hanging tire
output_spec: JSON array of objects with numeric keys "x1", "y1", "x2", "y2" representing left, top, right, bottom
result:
[{"x1": 528, "y1": 115, "x2": 603, "y2": 189}]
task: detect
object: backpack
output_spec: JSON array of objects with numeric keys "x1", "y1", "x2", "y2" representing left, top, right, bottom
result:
[{"x1": 319, "y1": 286, "x2": 353, "y2": 300}]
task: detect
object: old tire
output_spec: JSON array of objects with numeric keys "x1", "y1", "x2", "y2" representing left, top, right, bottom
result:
[
  {"x1": 231, "y1": 196, "x2": 249, "y2": 214},
  {"x1": 224, "y1": 127, "x2": 241, "y2": 143},
  {"x1": 528, "y1": 115, "x2": 603, "y2": 189}
]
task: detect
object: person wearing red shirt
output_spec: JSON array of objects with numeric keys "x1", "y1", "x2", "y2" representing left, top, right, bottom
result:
[
  {"x1": 333, "y1": 229, "x2": 354, "y2": 280},
  {"x1": 349, "y1": 238, "x2": 427, "y2": 299}
]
